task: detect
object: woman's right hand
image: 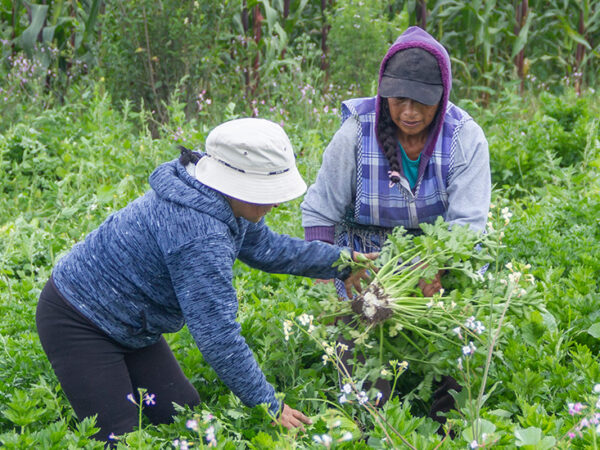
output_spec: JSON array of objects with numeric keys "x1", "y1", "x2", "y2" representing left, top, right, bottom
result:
[
  {"x1": 342, "y1": 251, "x2": 378, "y2": 297},
  {"x1": 276, "y1": 403, "x2": 312, "y2": 431}
]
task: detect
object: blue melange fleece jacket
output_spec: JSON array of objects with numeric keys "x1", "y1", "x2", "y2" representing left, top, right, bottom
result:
[{"x1": 52, "y1": 159, "x2": 350, "y2": 415}]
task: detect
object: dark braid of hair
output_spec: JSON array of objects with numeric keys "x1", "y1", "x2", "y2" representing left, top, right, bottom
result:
[
  {"x1": 377, "y1": 100, "x2": 401, "y2": 185},
  {"x1": 178, "y1": 145, "x2": 201, "y2": 166}
]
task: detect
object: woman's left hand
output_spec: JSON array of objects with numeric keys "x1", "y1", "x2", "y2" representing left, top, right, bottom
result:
[
  {"x1": 418, "y1": 269, "x2": 444, "y2": 296},
  {"x1": 343, "y1": 251, "x2": 378, "y2": 298}
]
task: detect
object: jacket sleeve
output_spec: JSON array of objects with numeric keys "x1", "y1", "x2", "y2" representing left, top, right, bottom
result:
[
  {"x1": 238, "y1": 220, "x2": 351, "y2": 280},
  {"x1": 446, "y1": 120, "x2": 491, "y2": 232},
  {"x1": 300, "y1": 118, "x2": 358, "y2": 236},
  {"x1": 165, "y1": 234, "x2": 281, "y2": 416}
]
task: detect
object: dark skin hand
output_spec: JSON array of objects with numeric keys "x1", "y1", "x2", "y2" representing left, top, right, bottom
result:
[
  {"x1": 343, "y1": 251, "x2": 378, "y2": 297},
  {"x1": 418, "y1": 269, "x2": 444, "y2": 296},
  {"x1": 316, "y1": 251, "x2": 379, "y2": 295}
]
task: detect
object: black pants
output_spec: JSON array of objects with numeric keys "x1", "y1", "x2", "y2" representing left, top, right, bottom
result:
[{"x1": 35, "y1": 277, "x2": 200, "y2": 442}]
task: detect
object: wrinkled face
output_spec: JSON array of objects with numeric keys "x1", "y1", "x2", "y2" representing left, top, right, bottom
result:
[
  {"x1": 387, "y1": 97, "x2": 439, "y2": 138},
  {"x1": 228, "y1": 198, "x2": 278, "y2": 223}
]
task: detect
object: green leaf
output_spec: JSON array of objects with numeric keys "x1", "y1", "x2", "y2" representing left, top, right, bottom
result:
[
  {"x1": 511, "y1": 13, "x2": 533, "y2": 60},
  {"x1": 515, "y1": 426, "x2": 556, "y2": 449},
  {"x1": 461, "y1": 418, "x2": 496, "y2": 442},
  {"x1": 20, "y1": 3, "x2": 49, "y2": 56},
  {"x1": 586, "y1": 322, "x2": 600, "y2": 338}
]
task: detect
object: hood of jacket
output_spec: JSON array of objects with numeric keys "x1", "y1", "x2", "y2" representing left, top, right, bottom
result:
[
  {"x1": 148, "y1": 157, "x2": 239, "y2": 236},
  {"x1": 375, "y1": 26, "x2": 452, "y2": 160}
]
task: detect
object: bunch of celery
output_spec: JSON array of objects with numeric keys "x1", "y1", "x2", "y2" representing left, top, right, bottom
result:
[{"x1": 337, "y1": 217, "x2": 496, "y2": 335}]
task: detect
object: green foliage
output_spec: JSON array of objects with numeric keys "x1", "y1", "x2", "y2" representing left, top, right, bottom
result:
[
  {"x1": 1, "y1": 4, "x2": 600, "y2": 446},
  {"x1": 327, "y1": 0, "x2": 408, "y2": 96}
]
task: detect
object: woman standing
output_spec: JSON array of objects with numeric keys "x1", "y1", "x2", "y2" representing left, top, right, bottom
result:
[{"x1": 301, "y1": 26, "x2": 491, "y2": 426}]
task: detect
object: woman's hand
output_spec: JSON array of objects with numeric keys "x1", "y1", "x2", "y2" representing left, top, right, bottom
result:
[
  {"x1": 276, "y1": 403, "x2": 312, "y2": 430},
  {"x1": 418, "y1": 269, "x2": 444, "y2": 296},
  {"x1": 343, "y1": 251, "x2": 378, "y2": 298}
]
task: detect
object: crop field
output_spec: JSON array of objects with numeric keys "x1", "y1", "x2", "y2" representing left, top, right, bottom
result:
[{"x1": 1, "y1": 1, "x2": 600, "y2": 448}]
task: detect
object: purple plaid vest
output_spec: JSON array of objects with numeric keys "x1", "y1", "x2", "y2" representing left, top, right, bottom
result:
[{"x1": 335, "y1": 97, "x2": 472, "y2": 254}]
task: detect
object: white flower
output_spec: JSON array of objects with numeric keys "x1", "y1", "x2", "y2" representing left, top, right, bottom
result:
[
  {"x1": 298, "y1": 313, "x2": 313, "y2": 327},
  {"x1": 462, "y1": 341, "x2": 476, "y2": 356},
  {"x1": 313, "y1": 434, "x2": 333, "y2": 446},
  {"x1": 342, "y1": 383, "x2": 352, "y2": 394},
  {"x1": 337, "y1": 342, "x2": 349, "y2": 352},
  {"x1": 380, "y1": 368, "x2": 389, "y2": 376},
  {"x1": 186, "y1": 419, "x2": 198, "y2": 431},
  {"x1": 332, "y1": 419, "x2": 341, "y2": 428},
  {"x1": 323, "y1": 342, "x2": 335, "y2": 356},
  {"x1": 452, "y1": 327, "x2": 463, "y2": 339},
  {"x1": 457, "y1": 357, "x2": 463, "y2": 370},
  {"x1": 470, "y1": 440, "x2": 479, "y2": 448},
  {"x1": 340, "y1": 431, "x2": 353, "y2": 441},
  {"x1": 524, "y1": 274, "x2": 535, "y2": 284},
  {"x1": 339, "y1": 394, "x2": 348, "y2": 404},
  {"x1": 465, "y1": 316, "x2": 476, "y2": 329},
  {"x1": 508, "y1": 271, "x2": 522, "y2": 284},
  {"x1": 474, "y1": 321, "x2": 485, "y2": 335},
  {"x1": 205, "y1": 426, "x2": 217, "y2": 447},
  {"x1": 357, "y1": 391, "x2": 369, "y2": 405},
  {"x1": 595, "y1": 384, "x2": 600, "y2": 394},
  {"x1": 283, "y1": 320, "x2": 293, "y2": 341}
]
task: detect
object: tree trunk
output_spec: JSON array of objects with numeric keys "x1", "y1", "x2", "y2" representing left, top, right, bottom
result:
[
  {"x1": 574, "y1": 8, "x2": 585, "y2": 95},
  {"x1": 251, "y1": 4, "x2": 264, "y2": 99},
  {"x1": 416, "y1": 0, "x2": 427, "y2": 29},
  {"x1": 514, "y1": 0, "x2": 528, "y2": 94},
  {"x1": 320, "y1": 0, "x2": 333, "y2": 76}
]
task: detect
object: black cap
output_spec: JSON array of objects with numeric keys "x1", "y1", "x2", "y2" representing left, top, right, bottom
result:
[{"x1": 378, "y1": 48, "x2": 443, "y2": 105}]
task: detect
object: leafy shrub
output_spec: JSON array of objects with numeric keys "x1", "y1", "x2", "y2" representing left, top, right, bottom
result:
[{"x1": 327, "y1": 0, "x2": 408, "y2": 96}]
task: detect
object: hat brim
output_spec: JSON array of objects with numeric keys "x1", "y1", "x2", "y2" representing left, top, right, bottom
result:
[
  {"x1": 194, "y1": 157, "x2": 307, "y2": 204},
  {"x1": 378, "y1": 76, "x2": 443, "y2": 106}
]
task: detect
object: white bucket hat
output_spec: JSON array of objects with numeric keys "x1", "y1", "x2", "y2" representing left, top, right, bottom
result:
[{"x1": 194, "y1": 118, "x2": 307, "y2": 204}]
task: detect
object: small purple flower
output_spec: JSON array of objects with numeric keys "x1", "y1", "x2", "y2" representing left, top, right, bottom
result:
[
  {"x1": 186, "y1": 419, "x2": 198, "y2": 431},
  {"x1": 143, "y1": 393, "x2": 156, "y2": 406},
  {"x1": 126, "y1": 393, "x2": 137, "y2": 405},
  {"x1": 568, "y1": 402, "x2": 585, "y2": 416}
]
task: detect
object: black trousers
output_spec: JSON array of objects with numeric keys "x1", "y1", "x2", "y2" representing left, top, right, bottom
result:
[{"x1": 35, "y1": 277, "x2": 200, "y2": 442}]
